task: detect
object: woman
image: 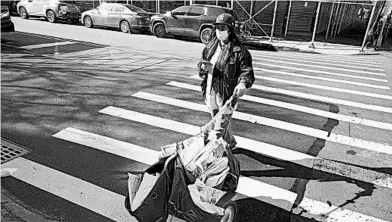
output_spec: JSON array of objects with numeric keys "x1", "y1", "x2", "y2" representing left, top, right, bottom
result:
[{"x1": 198, "y1": 13, "x2": 255, "y2": 148}]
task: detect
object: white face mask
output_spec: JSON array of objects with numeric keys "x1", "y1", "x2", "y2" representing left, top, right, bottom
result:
[{"x1": 216, "y1": 30, "x2": 229, "y2": 41}]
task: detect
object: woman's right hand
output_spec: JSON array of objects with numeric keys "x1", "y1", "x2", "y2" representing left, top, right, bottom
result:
[{"x1": 200, "y1": 60, "x2": 213, "y2": 73}]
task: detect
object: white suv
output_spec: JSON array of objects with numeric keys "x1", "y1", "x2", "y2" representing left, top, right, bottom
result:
[{"x1": 17, "y1": 0, "x2": 80, "y2": 24}]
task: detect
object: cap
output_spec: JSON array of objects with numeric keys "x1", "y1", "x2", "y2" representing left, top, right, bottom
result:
[{"x1": 213, "y1": 13, "x2": 235, "y2": 27}]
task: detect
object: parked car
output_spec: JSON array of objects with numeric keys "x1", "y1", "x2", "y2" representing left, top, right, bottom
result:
[
  {"x1": 150, "y1": 4, "x2": 238, "y2": 44},
  {"x1": 17, "y1": 0, "x2": 81, "y2": 24},
  {"x1": 81, "y1": 3, "x2": 151, "y2": 33},
  {"x1": 1, "y1": 0, "x2": 20, "y2": 15},
  {"x1": 1, "y1": 5, "x2": 15, "y2": 32}
]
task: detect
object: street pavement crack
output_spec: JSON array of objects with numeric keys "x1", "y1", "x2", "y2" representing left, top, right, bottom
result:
[{"x1": 128, "y1": 59, "x2": 173, "y2": 73}]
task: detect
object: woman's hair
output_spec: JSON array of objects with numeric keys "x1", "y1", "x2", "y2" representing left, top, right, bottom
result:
[{"x1": 206, "y1": 24, "x2": 243, "y2": 75}]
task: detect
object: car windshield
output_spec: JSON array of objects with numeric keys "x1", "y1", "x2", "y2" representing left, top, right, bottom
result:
[
  {"x1": 1, "y1": 6, "x2": 9, "y2": 13},
  {"x1": 124, "y1": 4, "x2": 146, "y2": 13}
]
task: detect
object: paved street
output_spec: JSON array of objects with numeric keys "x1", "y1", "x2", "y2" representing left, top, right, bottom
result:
[{"x1": 1, "y1": 17, "x2": 392, "y2": 222}]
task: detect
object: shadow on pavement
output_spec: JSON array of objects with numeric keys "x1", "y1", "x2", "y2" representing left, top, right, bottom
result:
[{"x1": 1, "y1": 39, "x2": 386, "y2": 222}]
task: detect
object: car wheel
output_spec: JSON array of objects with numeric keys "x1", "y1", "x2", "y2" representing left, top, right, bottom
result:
[
  {"x1": 19, "y1": 7, "x2": 28, "y2": 19},
  {"x1": 200, "y1": 27, "x2": 213, "y2": 44},
  {"x1": 153, "y1": 23, "x2": 166, "y2": 38},
  {"x1": 84, "y1": 16, "x2": 93, "y2": 28},
  {"x1": 120, "y1": 20, "x2": 131, "y2": 33},
  {"x1": 46, "y1": 10, "x2": 56, "y2": 23}
]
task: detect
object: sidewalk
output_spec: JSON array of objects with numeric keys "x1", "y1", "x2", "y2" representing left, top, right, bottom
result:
[{"x1": 246, "y1": 36, "x2": 392, "y2": 55}]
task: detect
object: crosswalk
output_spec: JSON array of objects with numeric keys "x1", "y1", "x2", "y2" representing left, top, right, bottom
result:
[{"x1": 3, "y1": 47, "x2": 392, "y2": 221}]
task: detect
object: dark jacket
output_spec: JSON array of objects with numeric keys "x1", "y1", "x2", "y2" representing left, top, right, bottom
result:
[{"x1": 198, "y1": 37, "x2": 255, "y2": 103}]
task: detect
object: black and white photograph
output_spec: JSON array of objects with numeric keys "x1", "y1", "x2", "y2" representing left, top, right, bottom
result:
[{"x1": 1, "y1": 0, "x2": 392, "y2": 221}]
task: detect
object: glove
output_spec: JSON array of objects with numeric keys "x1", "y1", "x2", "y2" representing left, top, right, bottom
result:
[{"x1": 234, "y1": 82, "x2": 247, "y2": 97}]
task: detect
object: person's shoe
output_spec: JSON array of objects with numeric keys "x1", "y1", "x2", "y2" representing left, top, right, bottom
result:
[{"x1": 221, "y1": 202, "x2": 238, "y2": 222}]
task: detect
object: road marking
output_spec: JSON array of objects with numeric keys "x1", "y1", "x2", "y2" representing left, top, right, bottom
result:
[
  {"x1": 254, "y1": 62, "x2": 386, "y2": 78},
  {"x1": 20, "y1": 41, "x2": 76, "y2": 50},
  {"x1": 252, "y1": 54, "x2": 386, "y2": 72},
  {"x1": 254, "y1": 57, "x2": 385, "y2": 76},
  {"x1": 255, "y1": 68, "x2": 389, "y2": 89},
  {"x1": 54, "y1": 127, "x2": 390, "y2": 221},
  {"x1": 254, "y1": 51, "x2": 382, "y2": 65},
  {"x1": 98, "y1": 107, "x2": 392, "y2": 189},
  {"x1": 133, "y1": 92, "x2": 392, "y2": 155},
  {"x1": 252, "y1": 52, "x2": 382, "y2": 68},
  {"x1": 254, "y1": 63, "x2": 386, "y2": 82},
  {"x1": 258, "y1": 76, "x2": 392, "y2": 101},
  {"x1": 167, "y1": 81, "x2": 392, "y2": 131},
  {"x1": 186, "y1": 77, "x2": 392, "y2": 114},
  {"x1": 99, "y1": 106, "x2": 315, "y2": 164},
  {"x1": 2, "y1": 158, "x2": 135, "y2": 222}
]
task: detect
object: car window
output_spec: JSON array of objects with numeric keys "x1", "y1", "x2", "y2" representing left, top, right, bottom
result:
[
  {"x1": 172, "y1": 6, "x2": 189, "y2": 16},
  {"x1": 112, "y1": 4, "x2": 123, "y2": 13},
  {"x1": 97, "y1": 3, "x2": 111, "y2": 12},
  {"x1": 206, "y1": 8, "x2": 227, "y2": 17},
  {"x1": 187, "y1": 6, "x2": 203, "y2": 16},
  {"x1": 124, "y1": 4, "x2": 146, "y2": 13}
]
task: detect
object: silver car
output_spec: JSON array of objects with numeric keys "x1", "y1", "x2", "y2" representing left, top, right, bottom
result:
[{"x1": 81, "y1": 3, "x2": 150, "y2": 33}]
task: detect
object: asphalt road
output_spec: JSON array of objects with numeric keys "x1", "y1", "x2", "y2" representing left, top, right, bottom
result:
[{"x1": 1, "y1": 16, "x2": 392, "y2": 222}]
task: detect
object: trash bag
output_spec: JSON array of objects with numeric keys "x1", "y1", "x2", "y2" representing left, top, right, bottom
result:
[
  {"x1": 125, "y1": 95, "x2": 241, "y2": 221},
  {"x1": 167, "y1": 157, "x2": 226, "y2": 222},
  {"x1": 125, "y1": 155, "x2": 176, "y2": 222}
]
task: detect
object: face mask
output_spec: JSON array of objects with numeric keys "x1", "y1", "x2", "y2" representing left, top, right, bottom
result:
[{"x1": 216, "y1": 30, "x2": 229, "y2": 41}]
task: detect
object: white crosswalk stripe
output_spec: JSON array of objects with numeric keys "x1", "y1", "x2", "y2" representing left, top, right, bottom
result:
[
  {"x1": 166, "y1": 81, "x2": 392, "y2": 131},
  {"x1": 254, "y1": 57, "x2": 385, "y2": 76},
  {"x1": 255, "y1": 64, "x2": 387, "y2": 82},
  {"x1": 253, "y1": 61, "x2": 387, "y2": 78},
  {"x1": 253, "y1": 52, "x2": 382, "y2": 65},
  {"x1": 252, "y1": 54, "x2": 386, "y2": 72},
  {"x1": 257, "y1": 76, "x2": 392, "y2": 100},
  {"x1": 52, "y1": 127, "x2": 389, "y2": 222},
  {"x1": 255, "y1": 68, "x2": 390, "y2": 89},
  {"x1": 2, "y1": 158, "x2": 135, "y2": 222},
  {"x1": 20, "y1": 41, "x2": 77, "y2": 50},
  {"x1": 132, "y1": 92, "x2": 392, "y2": 155},
  {"x1": 186, "y1": 77, "x2": 392, "y2": 114},
  {"x1": 99, "y1": 105, "x2": 392, "y2": 189}
]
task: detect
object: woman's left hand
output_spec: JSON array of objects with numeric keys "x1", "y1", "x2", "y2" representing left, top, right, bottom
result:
[{"x1": 234, "y1": 82, "x2": 247, "y2": 97}]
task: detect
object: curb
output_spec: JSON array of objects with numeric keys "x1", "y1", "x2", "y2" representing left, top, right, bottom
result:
[
  {"x1": 244, "y1": 39, "x2": 383, "y2": 55},
  {"x1": 1, "y1": 189, "x2": 59, "y2": 222}
]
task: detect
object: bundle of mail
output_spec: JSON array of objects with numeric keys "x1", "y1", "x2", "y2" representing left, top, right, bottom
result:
[{"x1": 160, "y1": 135, "x2": 230, "y2": 187}]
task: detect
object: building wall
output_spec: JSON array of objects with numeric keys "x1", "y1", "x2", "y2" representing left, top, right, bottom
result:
[
  {"x1": 288, "y1": 1, "x2": 317, "y2": 35},
  {"x1": 316, "y1": 2, "x2": 332, "y2": 34}
]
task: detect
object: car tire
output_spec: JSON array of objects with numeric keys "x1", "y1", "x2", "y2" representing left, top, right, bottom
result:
[
  {"x1": 46, "y1": 10, "x2": 56, "y2": 23},
  {"x1": 19, "y1": 7, "x2": 28, "y2": 19},
  {"x1": 200, "y1": 27, "x2": 213, "y2": 44},
  {"x1": 120, "y1": 20, "x2": 131, "y2": 33},
  {"x1": 84, "y1": 16, "x2": 93, "y2": 28},
  {"x1": 153, "y1": 23, "x2": 166, "y2": 38}
]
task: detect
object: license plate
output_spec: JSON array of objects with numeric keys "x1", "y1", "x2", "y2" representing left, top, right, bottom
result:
[{"x1": 69, "y1": 13, "x2": 78, "y2": 18}]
